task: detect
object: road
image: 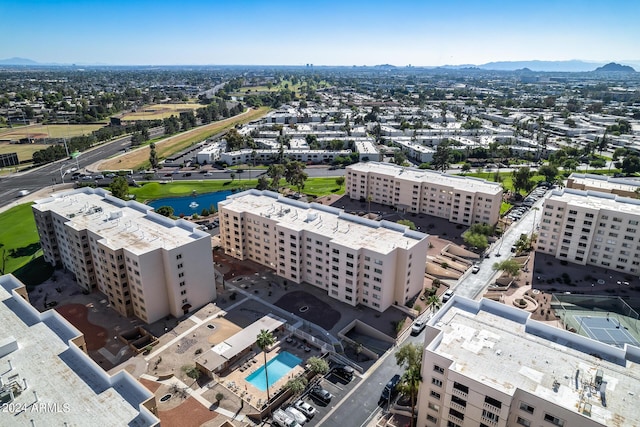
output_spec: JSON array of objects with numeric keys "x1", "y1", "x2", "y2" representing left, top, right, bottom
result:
[
  {"x1": 453, "y1": 192, "x2": 549, "y2": 300},
  {"x1": 317, "y1": 331, "x2": 425, "y2": 427}
]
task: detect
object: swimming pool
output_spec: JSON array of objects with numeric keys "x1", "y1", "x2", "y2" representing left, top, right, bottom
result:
[
  {"x1": 245, "y1": 351, "x2": 302, "y2": 391},
  {"x1": 146, "y1": 190, "x2": 234, "y2": 217}
]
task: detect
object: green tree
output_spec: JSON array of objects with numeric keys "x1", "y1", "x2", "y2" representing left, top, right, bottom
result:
[
  {"x1": 284, "y1": 161, "x2": 308, "y2": 193},
  {"x1": 256, "y1": 175, "x2": 270, "y2": 190},
  {"x1": 621, "y1": 154, "x2": 640, "y2": 175},
  {"x1": 149, "y1": 143, "x2": 159, "y2": 169},
  {"x1": 427, "y1": 294, "x2": 441, "y2": 313},
  {"x1": 109, "y1": 176, "x2": 129, "y2": 200},
  {"x1": 284, "y1": 376, "x2": 308, "y2": 397},
  {"x1": 307, "y1": 356, "x2": 330, "y2": 378},
  {"x1": 256, "y1": 329, "x2": 276, "y2": 403},
  {"x1": 225, "y1": 128, "x2": 244, "y2": 151},
  {"x1": 398, "y1": 366, "x2": 422, "y2": 427},
  {"x1": 462, "y1": 232, "x2": 488, "y2": 251},
  {"x1": 267, "y1": 163, "x2": 285, "y2": 189},
  {"x1": 512, "y1": 167, "x2": 533, "y2": 194},
  {"x1": 461, "y1": 162, "x2": 471, "y2": 173},
  {"x1": 393, "y1": 151, "x2": 407, "y2": 166},
  {"x1": 431, "y1": 143, "x2": 452, "y2": 172},
  {"x1": 155, "y1": 206, "x2": 174, "y2": 217},
  {"x1": 397, "y1": 219, "x2": 417, "y2": 230},
  {"x1": 537, "y1": 164, "x2": 558, "y2": 183},
  {"x1": 492, "y1": 259, "x2": 522, "y2": 278},
  {"x1": 335, "y1": 176, "x2": 345, "y2": 187},
  {"x1": 395, "y1": 343, "x2": 423, "y2": 427}
]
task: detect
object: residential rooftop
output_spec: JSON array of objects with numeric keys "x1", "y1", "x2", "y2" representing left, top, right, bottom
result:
[
  {"x1": 427, "y1": 297, "x2": 640, "y2": 427},
  {"x1": 347, "y1": 161, "x2": 503, "y2": 195},
  {"x1": 219, "y1": 189, "x2": 427, "y2": 253},
  {"x1": 568, "y1": 173, "x2": 640, "y2": 193},
  {"x1": 0, "y1": 274, "x2": 158, "y2": 426},
  {"x1": 546, "y1": 188, "x2": 640, "y2": 214},
  {"x1": 32, "y1": 187, "x2": 210, "y2": 255}
]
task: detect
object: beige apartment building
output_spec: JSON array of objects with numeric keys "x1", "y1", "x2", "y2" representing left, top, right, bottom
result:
[
  {"x1": 345, "y1": 162, "x2": 503, "y2": 226},
  {"x1": 218, "y1": 190, "x2": 429, "y2": 312},
  {"x1": 537, "y1": 188, "x2": 640, "y2": 276},
  {"x1": 417, "y1": 297, "x2": 640, "y2": 427},
  {"x1": 0, "y1": 274, "x2": 159, "y2": 426},
  {"x1": 567, "y1": 172, "x2": 640, "y2": 198},
  {"x1": 32, "y1": 188, "x2": 216, "y2": 324}
]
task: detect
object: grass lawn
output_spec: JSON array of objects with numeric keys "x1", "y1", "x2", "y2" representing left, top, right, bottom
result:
[
  {"x1": 466, "y1": 171, "x2": 545, "y2": 195},
  {"x1": 302, "y1": 178, "x2": 345, "y2": 197},
  {"x1": 0, "y1": 203, "x2": 42, "y2": 275},
  {"x1": 0, "y1": 123, "x2": 105, "y2": 140},
  {"x1": 130, "y1": 176, "x2": 344, "y2": 203},
  {"x1": 119, "y1": 103, "x2": 203, "y2": 121},
  {"x1": 0, "y1": 142, "x2": 50, "y2": 162},
  {"x1": 500, "y1": 202, "x2": 513, "y2": 215},
  {"x1": 99, "y1": 107, "x2": 270, "y2": 171}
]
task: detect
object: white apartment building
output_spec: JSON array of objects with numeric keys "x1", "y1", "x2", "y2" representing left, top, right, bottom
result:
[
  {"x1": 220, "y1": 149, "x2": 352, "y2": 166},
  {"x1": 537, "y1": 188, "x2": 640, "y2": 276},
  {"x1": 416, "y1": 296, "x2": 640, "y2": 427},
  {"x1": 346, "y1": 162, "x2": 503, "y2": 226},
  {"x1": 218, "y1": 190, "x2": 429, "y2": 312},
  {"x1": 0, "y1": 274, "x2": 159, "y2": 426},
  {"x1": 32, "y1": 188, "x2": 216, "y2": 324}
]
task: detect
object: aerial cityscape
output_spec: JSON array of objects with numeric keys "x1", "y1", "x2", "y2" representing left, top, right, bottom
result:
[{"x1": 1, "y1": 1, "x2": 640, "y2": 427}]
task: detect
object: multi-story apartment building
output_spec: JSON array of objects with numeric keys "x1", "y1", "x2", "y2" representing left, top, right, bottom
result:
[
  {"x1": 346, "y1": 162, "x2": 503, "y2": 226},
  {"x1": 218, "y1": 190, "x2": 429, "y2": 312},
  {"x1": 0, "y1": 274, "x2": 159, "y2": 426},
  {"x1": 537, "y1": 188, "x2": 640, "y2": 276},
  {"x1": 32, "y1": 188, "x2": 216, "y2": 324},
  {"x1": 567, "y1": 172, "x2": 640, "y2": 198},
  {"x1": 416, "y1": 296, "x2": 640, "y2": 427}
]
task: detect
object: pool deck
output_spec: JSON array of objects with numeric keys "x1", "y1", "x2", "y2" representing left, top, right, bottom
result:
[{"x1": 211, "y1": 340, "x2": 319, "y2": 410}]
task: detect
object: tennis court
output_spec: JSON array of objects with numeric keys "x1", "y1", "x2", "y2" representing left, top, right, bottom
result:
[{"x1": 574, "y1": 315, "x2": 640, "y2": 348}]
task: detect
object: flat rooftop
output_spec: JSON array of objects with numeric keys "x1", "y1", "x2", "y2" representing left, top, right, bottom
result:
[
  {"x1": 220, "y1": 190, "x2": 427, "y2": 253},
  {"x1": 428, "y1": 298, "x2": 640, "y2": 426},
  {"x1": 569, "y1": 173, "x2": 640, "y2": 193},
  {"x1": 33, "y1": 188, "x2": 208, "y2": 255},
  {"x1": 0, "y1": 274, "x2": 158, "y2": 426},
  {"x1": 348, "y1": 161, "x2": 503, "y2": 195},
  {"x1": 546, "y1": 188, "x2": 640, "y2": 215}
]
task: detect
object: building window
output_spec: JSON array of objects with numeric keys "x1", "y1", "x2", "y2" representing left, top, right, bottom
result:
[
  {"x1": 485, "y1": 396, "x2": 502, "y2": 409},
  {"x1": 433, "y1": 365, "x2": 444, "y2": 374},
  {"x1": 426, "y1": 414, "x2": 438, "y2": 424},
  {"x1": 516, "y1": 417, "x2": 531, "y2": 427},
  {"x1": 448, "y1": 408, "x2": 464, "y2": 421},
  {"x1": 482, "y1": 409, "x2": 499, "y2": 422},
  {"x1": 519, "y1": 402, "x2": 534, "y2": 414},
  {"x1": 431, "y1": 378, "x2": 442, "y2": 387},
  {"x1": 543, "y1": 413, "x2": 565, "y2": 426},
  {"x1": 428, "y1": 402, "x2": 440, "y2": 412},
  {"x1": 430, "y1": 390, "x2": 441, "y2": 400}
]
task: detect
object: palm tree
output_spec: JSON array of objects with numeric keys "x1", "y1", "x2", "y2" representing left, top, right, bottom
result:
[
  {"x1": 284, "y1": 376, "x2": 308, "y2": 397},
  {"x1": 398, "y1": 366, "x2": 422, "y2": 427},
  {"x1": 256, "y1": 329, "x2": 275, "y2": 402},
  {"x1": 426, "y1": 294, "x2": 441, "y2": 314}
]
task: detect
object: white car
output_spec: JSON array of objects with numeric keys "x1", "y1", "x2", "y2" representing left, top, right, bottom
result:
[
  {"x1": 293, "y1": 400, "x2": 316, "y2": 419},
  {"x1": 411, "y1": 319, "x2": 426, "y2": 335},
  {"x1": 286, "y1": 407, "x2": 307, "y2": 425}
]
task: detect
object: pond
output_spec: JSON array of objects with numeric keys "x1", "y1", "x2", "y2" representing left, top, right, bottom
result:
[{"x1": 146, "y1": 190, "x2": 234, "y2": 216}]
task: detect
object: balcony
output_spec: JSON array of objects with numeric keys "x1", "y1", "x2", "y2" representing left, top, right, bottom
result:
[
  {"x1": 450, "y1": 401, "x2": 466, "y2": 412},
  {"x1": 451, "y1": 388, "x2": 468, "y2": 398}
]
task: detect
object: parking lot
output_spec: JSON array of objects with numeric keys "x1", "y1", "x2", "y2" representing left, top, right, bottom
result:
[
  {"x1": 506, "y1": 185, "x2": 550, "y2": 221},
  {"x1": 278, "y1": 365, "x2": 362, "y2": 426}
]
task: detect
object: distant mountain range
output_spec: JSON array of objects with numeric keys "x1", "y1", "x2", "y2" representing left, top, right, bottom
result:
[
  {"x1": 0, "y1": 57, "x2": 638, "y2": 72},
  {"x1": 0, "y1": 57, "x2": 39, "y2": 65}
]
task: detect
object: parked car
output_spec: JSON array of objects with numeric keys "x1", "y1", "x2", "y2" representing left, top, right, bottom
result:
[
  {"x1": 204, "y1": 172, "x2": 214, "y2": 176},
  {"x1": 472, "y1": 265, "x2": 480, "y2": 274},
  {"x1": 309, "y1": 385, "x2": 332, "y2": 403},
  {"x1": 293, "y1": 400, "x2": 316, "y2": 419},
  {"x1": 442, "y1": 289, "x2": 454, "y2": 303},
  {"x1": 411, "y1": 319, "x2": 426, "y2": 335},
  {"x1": 334, "y1": 364, "x2": 355, "y2": 380},
  {"x1": 380, "y1": 374, "x2": 401, "y2": 401},
  {"x1": 183, "y1": 172, "x2": 192, "y2": 177},
  {"x1": 273, "y1": 409, "x2": 299, "y2": 427},
  {"x1": 285, "y1": 407, "x2": 307, "y2": 425},
  {"x1": 94, "y1": 174, "x2": 105, "y2": 179}
]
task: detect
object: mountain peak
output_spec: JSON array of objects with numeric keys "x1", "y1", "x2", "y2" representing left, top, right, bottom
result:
[{"x1": 593, "y1": 62, "x2": 636, "y2": 73}]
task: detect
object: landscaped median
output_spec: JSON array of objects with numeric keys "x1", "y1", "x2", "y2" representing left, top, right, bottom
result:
[{"x1": 98, "y1": 106, "x2": 271, "y2": 171}]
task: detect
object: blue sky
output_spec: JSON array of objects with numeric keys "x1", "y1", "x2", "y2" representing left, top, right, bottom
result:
[{"x1": 1, "y1": 0, "x2": 638, "y2": 66}]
